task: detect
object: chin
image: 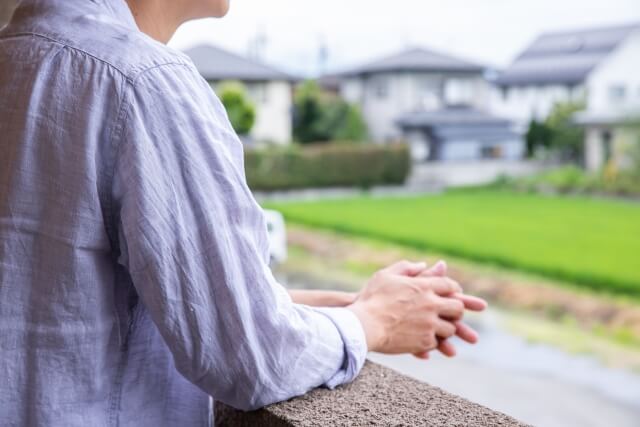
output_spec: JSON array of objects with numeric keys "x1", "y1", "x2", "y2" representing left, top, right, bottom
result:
[{"x1": 212, "y1": 0, "x2": 230, "y2": 17}]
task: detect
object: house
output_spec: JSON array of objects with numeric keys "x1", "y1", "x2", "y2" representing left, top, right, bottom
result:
[
  {"x1": 184, "y1": 44, "x2": 297, "y2": 144},
  {"x1": 323, "y1": 46, "x2": 523, "y2": 162},
  {"x1": 325, "y1": 47, "x2": 489, "y2": 143},
  {"x1": 397, "y1": 107, "x2": 524, "y2": 162},
  {"x1": 571, "y1": 25, "x2": 640, "y2": 171},
  {"x1": 491, "y1": 22, "x2": 640, "y2": 129}
]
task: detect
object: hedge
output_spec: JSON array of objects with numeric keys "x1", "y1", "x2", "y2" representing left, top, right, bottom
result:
[
  {"x1": 244, "y1": 143, "x2": 411, "y2": 191},
  {"x1": 494, "y1": 166, "x2": 640, "y2": 198}
]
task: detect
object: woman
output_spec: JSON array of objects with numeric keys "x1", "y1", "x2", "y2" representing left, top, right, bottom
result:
[{"x1": 0, "y1": 1, "x2": 485, "y2": 425}]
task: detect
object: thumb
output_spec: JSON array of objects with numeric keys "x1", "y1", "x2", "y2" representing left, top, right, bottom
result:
[
  {"x1": 422, "y1": 260, "x2": 447, "y2": 277},
  {"x1": 384, "y1": 260, "x2": 427, "y2": 277}
]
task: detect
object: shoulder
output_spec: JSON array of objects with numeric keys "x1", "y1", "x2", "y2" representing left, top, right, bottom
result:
[
  {"x1": 1, "y1": 1, "x2": 206, "y2": 84},
  {"x1": 65, "y1": 24, "x2": 199, "y2": 85},
  {"x1": 3, "y1": 12, "x2": 198, "y2": 85}
]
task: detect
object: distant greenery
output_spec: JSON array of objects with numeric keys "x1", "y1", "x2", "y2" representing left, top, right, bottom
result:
[
  {"x1": 492, "y1": 166, "x2": 640, "y2": 197},
  {"x1": 526, "y1": 101, "x2": 585, "y2": 161},
  {"x1": 525, "y1": 119, "x2": 552, "y2": 156},
  {"x1": 293, "y1": 80, "x2": 368, "y2": 144},
  {"x1": 266, "y1": 190, "x2": 640, "y2": 296},
  {"x1": 624, "y1": 118, "x2": 640, "y2": 178},
  {"x1": 218, "y1": 81, "x2": 256, "y2": 135},
  {"x1": 245, "y1": 143, "x2": 410, "y2": 191}
]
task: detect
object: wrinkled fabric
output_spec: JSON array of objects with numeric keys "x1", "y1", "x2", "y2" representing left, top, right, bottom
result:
[{"x1": 0, "y1": 1, "x2": 367, "y2": 426}]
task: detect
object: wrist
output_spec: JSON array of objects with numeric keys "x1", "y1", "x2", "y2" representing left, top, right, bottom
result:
[
  {"x1": 336, "y1": 291, "x2": 358, "y2": 306},
  {"x1": 289, "y1": 289, "x2": 358, "y2": 307},
  {"x1": 347, "y1": 302, "x2": 383, "y2": 352}
]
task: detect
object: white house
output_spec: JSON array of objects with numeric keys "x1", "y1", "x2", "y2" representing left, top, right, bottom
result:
[
  {"x1": 323, "y1": 47, "x2": 524, "y2": 162},
  {"x1": 573, "y1": 26, "x2": 640, "y2": 171},
  {"x1": 491, "y1": 23, "x2": 640, "y2": 130},
  {"x1": 185, "y1": 44, "x2": 296, "y2": 144}
]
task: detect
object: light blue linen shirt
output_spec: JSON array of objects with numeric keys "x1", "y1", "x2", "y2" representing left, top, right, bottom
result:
[{"x1": 0, "y1": 1, "x2": 367, "y2": 425}]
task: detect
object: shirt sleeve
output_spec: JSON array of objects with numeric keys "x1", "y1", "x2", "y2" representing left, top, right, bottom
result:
[{"x1": 110, "y1": 62, "x2": 367, "y2": 411}]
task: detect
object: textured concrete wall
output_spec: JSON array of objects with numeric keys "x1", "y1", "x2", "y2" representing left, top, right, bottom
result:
[{"x1": 215, "y1": 361, "x2": 530, "y2": 426}]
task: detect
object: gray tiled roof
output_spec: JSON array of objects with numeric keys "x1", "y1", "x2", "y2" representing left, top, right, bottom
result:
[
  {"x1": 397, "y1": 106, "x2": 512, "y2": 127},
  {"x1": 495, "y1": 22, "x2": 640, "y2": 86},
  {"x1": 397, "y1": 107, "x2": 519, "y2": 142},
  {"x1": 335, "y1": 47, "x2": 485, "y2": 76},
  {"x1": 183, "y1": 44, "x2": 296, "y2": 82}
]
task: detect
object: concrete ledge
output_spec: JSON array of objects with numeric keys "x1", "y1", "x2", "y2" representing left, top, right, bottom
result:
[{"x1": 215, "y1": 361, "x2": 530, "y2": 426}]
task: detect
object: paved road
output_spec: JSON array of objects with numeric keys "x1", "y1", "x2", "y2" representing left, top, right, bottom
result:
[
  {"x1": 281, "y1": 272, "x2": 640, "y2": 426},
  {"x1": 368, "y1": 311, "x2": 640, "y2": 427}
]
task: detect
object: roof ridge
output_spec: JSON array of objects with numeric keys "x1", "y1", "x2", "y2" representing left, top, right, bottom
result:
[
  {"x1": 377, "y1": 45, "x2": 482, "y2": 67},
  {"x1": 333, "y1": 45, "x2": 485, "y2": 76},
  {"x1": 184, "y1": 43, "x2": 295, "y2": 80},
  {"x1": 536, "y1": 21, "x2": 640, "y2": 39},
  {"x1": 497, "y1": 21, "x2": 638, "y2": 86}
]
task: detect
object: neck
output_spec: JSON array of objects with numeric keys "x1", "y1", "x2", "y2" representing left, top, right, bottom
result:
[{"x1": 125, "y1": 0, "x2": 186, "y2": 44}]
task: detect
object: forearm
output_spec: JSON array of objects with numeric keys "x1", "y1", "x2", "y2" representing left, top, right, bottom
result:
[
  {"x1": 288, "y1": 289, "x2": 357, "y2": 307},
  {"x1": 198, "y1": 288, "x2": 367, "y2": 410}
]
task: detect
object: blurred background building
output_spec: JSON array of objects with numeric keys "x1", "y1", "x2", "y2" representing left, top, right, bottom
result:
[
  {"x1": 318, "y1": 47, "x2": 525, "y2": 162},
  {"x1": 184, "y1": 44, "x2": 297, "y2": 144}
]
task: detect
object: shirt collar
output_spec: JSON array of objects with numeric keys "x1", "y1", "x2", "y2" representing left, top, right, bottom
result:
[
  {"x1": 96, "y1": 0, "x2": 138, "y2": 32},
  {"x1": 10, "y1": 0, "x2": 139, "y2": 33}
]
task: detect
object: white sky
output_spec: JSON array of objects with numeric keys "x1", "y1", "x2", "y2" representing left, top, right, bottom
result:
[{"x1": 169, "y1": 0, "x2": 640, "y2": 77}]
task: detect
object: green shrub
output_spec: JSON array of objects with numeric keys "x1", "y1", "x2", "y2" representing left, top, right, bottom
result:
[
  {"x1": 524, "y1": 101, "x2": 586, "y2": 161},
  {"x1": 543, "y1": 166, "x2": 589, "y2": 192},
  {"x1": 601, "y1": 172, "x2": 640, "y2": 196},
  {"x1": 504, "y1": 166, "x2": 640, "y2": 197},
  {"x1": 293, "y1": 80, "x2": 368, "y2": 144},
  {"x1": 525, "y1": 119, "x2": 552, "y2": 157},
  {"x1": 218, "y1": 81, "x2": 256, "y2": 135},
  {"x1": 545, "y1": 101, "x2": 586, "y2": 162},
  {"x1": 245, "y1": 143, "x2": 411, "y2": 191}
]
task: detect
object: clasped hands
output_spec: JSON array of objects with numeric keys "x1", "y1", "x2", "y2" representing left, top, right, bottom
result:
[
  {"x1": 289, "y1": 260, "x2": 487, "y2": 358},
  {"x1": 347, "y1": 260, "x2": 487, "y2": 358}
]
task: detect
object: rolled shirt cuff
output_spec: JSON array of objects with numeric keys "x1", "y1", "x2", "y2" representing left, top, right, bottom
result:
[{"x1": 313, "y1": 307, "x2": 368, "y2": 389}]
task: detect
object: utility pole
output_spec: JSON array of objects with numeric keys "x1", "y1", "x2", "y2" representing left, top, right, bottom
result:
[
  {"x1": 317, "y1": 35, "x2": 329, "y2": 77},
  {"x1": 248, "y1": 27, "x2": 268, "y2": 62}
]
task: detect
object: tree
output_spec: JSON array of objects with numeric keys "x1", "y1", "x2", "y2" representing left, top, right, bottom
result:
[
  {"x1": 326, "y1": 102, "x2": 368, "y2": 142},
  {"x1": 623, "y1": 117, "x2": 640, "y2": 178},
  {"x1": 524, "y1": 101, "x2": 586, "y2": 161},
  {"x1": 218, "y1": 81, "x2": 256, "y2": 136},
  {"x1": 293, "y1": 80, "x2": 368, "y2": 144},
  {"x1": 525, "y1": 119, "x2": 552, "y2": 157},
  {"x1": 292, "y1": 81, "x2": 330, "y2": 143},
  {"x1": 544, "y1": 101, "x2": 586, "y2": 162}
]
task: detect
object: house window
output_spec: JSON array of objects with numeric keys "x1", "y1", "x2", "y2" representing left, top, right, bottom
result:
[
  {"x1": 480, "y1": 145, "x2": 503, "y2": 159},
  {"x1": 373, "y1": 77, "x2": 389, "y2": 99},
  {"x1": 608, "y1": 85, "x2": 626, "y2": 103},
  {"x1": 248, "y1": 83, "x2": 268, "y2": 104},
  {"x1": 500, "y1": 86, "x2": 509, "y2": 101},
  {"x1": 445, "y1": 78, "x2": 474, "y2": 106}
]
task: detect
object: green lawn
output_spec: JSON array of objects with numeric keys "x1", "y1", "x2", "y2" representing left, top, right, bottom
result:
[{"x1": 265, "y1": 190, "x2": 640, "y2": 296}]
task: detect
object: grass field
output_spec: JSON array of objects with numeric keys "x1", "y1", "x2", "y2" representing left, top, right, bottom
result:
[{"x1": 265, "y1": 190, "x2": 640, "y2": 296}]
